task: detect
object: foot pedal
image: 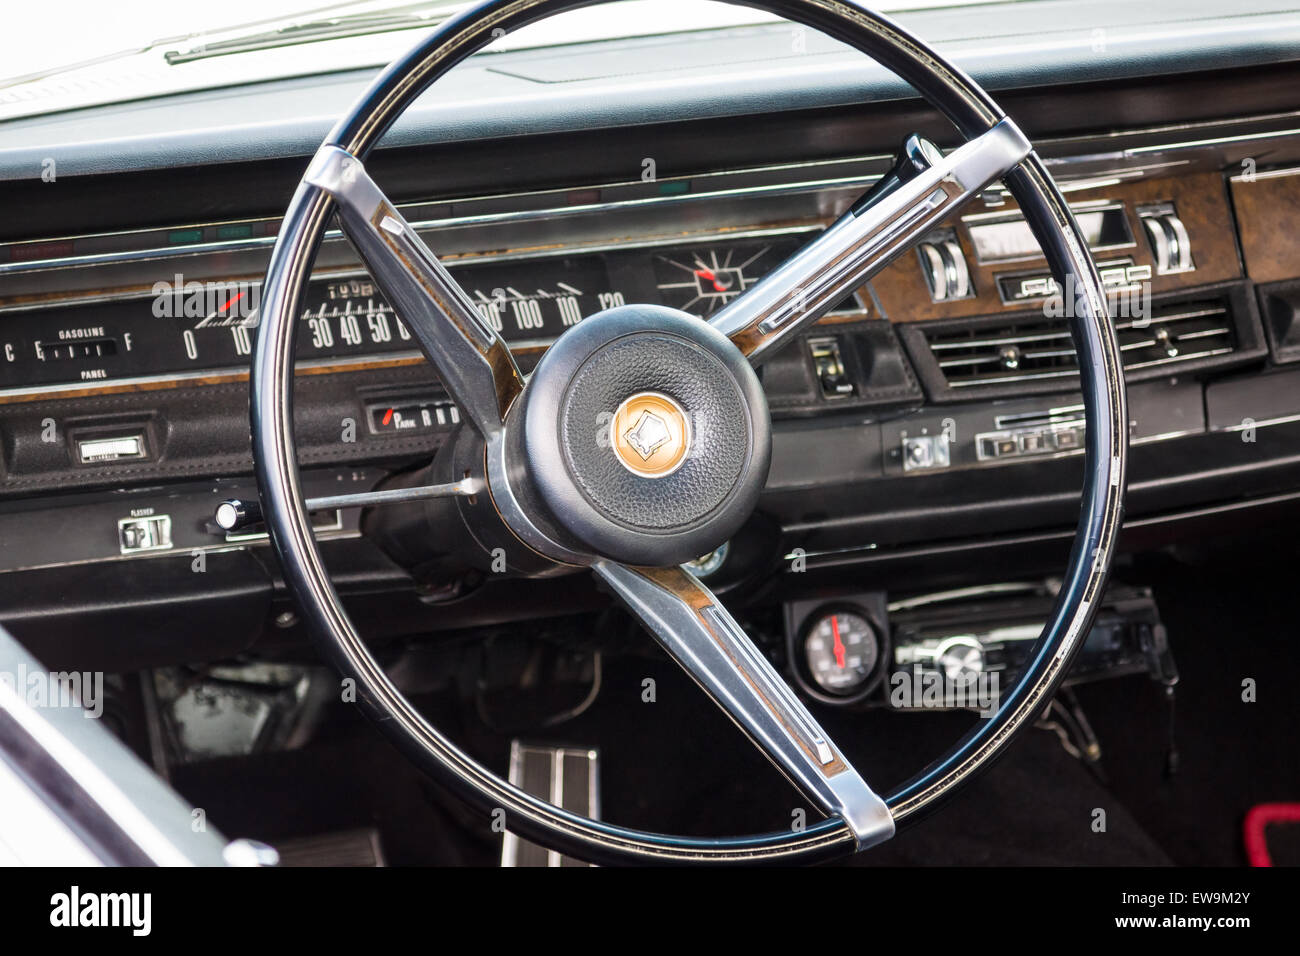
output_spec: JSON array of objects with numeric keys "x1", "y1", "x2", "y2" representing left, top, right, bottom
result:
[
  {"x1": 274, "y1": 827, "x2": 385, "y2": 867},
  {"x1": 501, "y1": 741, "x2": 599, "y2": 867}
]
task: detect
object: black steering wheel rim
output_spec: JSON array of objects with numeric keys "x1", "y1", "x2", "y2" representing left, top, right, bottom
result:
[{"x1": 251, "y1": 0, "x2": 1128, "y2": 864}]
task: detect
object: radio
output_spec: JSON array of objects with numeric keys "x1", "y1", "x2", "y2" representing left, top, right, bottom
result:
[
  {"x1": 995, "y1": 258, "x2": 1152, "y2": 305},
  {"x1": 886, "y1": 583, "x2": 1173, "y2": 711},
  {"x1": 964, "y1": 200, "x2": 1135, "y2": 264}
]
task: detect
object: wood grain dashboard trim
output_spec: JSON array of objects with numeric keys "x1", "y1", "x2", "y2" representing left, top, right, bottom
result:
[
  {"x1": 869, "y1": 171, "x2": 1242, "y2": 321},
  {"x1": 0, "y1": 355, "x2": 431, "y2": 406},
  {"x1": 1230, "y1": 166, "x2": 1300, "y2": 284}
]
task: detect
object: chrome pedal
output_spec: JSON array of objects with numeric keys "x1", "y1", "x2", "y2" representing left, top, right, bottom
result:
[
  {"x1": 501, "y1": 741, "x2": 600, "y2": 867},
  {"x1": 274, "y1": 827, "x2": 385, "y2": 867}
]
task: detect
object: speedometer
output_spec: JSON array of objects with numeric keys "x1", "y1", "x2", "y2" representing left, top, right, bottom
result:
[
  {"x1": 0, "y1": 234, "x2": 844, "y2": 397},
  {"x1": 451, "y1": 256, "x2": 624, "y2": 342}
]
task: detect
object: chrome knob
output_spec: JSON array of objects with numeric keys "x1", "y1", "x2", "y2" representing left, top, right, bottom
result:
[
  {"x1": 214, "y1": 498, "x2": 262, "y2": 532},
  {"x1": 917, "y1": 235, "x2": 972, "y2": 301},
  {"x1": 1140, "y1": 209, "x2": 1194, "y2": 274}
]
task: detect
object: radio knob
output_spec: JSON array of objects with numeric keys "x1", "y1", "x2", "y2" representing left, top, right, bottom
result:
[
  {"x1": 214, "y1": 498, "x2": 262, "y2": 532},
  {"x1": 918, "y1": 236, "x2": 972, "y2": 302},
  {"x1": 1140, "y1": 210, "x2": 1194, "y2": 274}
]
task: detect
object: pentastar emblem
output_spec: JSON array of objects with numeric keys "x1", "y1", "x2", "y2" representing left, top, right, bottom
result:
[
  {"x1": 624, "y1": 411, "x2": 671, "y2": 460},
  {"x1": 609, "y1": 391, "x2": 691, "y2": 478}
]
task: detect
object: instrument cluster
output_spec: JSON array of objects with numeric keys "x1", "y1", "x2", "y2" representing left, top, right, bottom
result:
[{"x1": 0, "y1": 234, "x2": 832, "y2": 395}]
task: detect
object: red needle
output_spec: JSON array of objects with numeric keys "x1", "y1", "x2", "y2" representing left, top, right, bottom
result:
[
  {"x1": 693, "y1": 268, "x2": 728, "y2": 293},
  {"x1": 217, "y1": 290, "x2": 246, "y2": 313},
  {"x1": 382, "y1": 408, "x2": 394, "y2": 426},
  {"x1": 830, "y1": 615, "x2": 846, "y2": 669}
]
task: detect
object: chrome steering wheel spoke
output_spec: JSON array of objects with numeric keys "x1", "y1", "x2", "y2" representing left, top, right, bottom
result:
[
  {"x1": 709, "y1": 118, "x2": 1032, "y2": 364},
  {"x1": 593, "y1": 560, "x2": 894, "y2": 849},
  {"x1": 304, "y1": 145, "x2": 524, "y2": 439}
]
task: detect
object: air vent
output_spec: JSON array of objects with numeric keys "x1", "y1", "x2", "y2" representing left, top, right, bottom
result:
[{"x1": 924, "y1": 300, "x2": 1237, "y2": 389}]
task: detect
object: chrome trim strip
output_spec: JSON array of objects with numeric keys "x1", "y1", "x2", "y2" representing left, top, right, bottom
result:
[
  {"x1": 0, "y1": 178, "x2": 859, "y2": 278},
  {"x1": 0, "y1": 226, "x2": 822, "y2": 314},
  {"x1": 222, "y1": 509, "x2": 345, "y2": 543},
  {"x1": 886, "y1": 582, "x2": 1042, "y2": 612},
  {"x1": 1219, "y1": 413, "x2": 1300, "y2": 431},
  {"x1": 0, "y1": 236, "x2": 278, "y2": 277},
  {"x1": 0, "y1": 527, "x2": 361, "y2": 576},
  {"x1": 4, "y1": 111, "x2": 1300, "y2": 279},
  {"x1": 436, "y1": 224, "x2": 823, "y2": 264},
  {"x1": 1228, "y1": 164, "x2": 1300, "y2": 183},
  {"x1": 1133, "y1": 428, "x2": 1203, "y2": 444},
  {"x1": 0, "y1": 349, "x2": 427, "y2": 401},
  {"x1": 1129, "y1": 126, "x2": 1300, "y2": 155}
]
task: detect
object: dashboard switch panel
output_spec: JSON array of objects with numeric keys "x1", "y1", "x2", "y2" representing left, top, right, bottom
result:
[
  {"x1": 976, "y1": 411, "x2": 1086, "y2": 461},
  {"x1": 118, "y1": 514, "x2": 172, "y2": 554}
]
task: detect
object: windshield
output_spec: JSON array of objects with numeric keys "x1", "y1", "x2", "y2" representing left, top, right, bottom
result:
[{"x1": 0, "y1": 0, "x2": 988, "y2": 121}]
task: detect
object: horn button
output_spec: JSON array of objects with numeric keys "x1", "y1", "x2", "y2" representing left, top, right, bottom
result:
[{"x1": 509, "y1": 304, "x2": 771, "y2": 567}]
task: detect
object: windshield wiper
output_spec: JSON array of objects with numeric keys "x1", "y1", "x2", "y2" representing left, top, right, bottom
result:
[
  {"x1": 163, "y1": 1, "x2": 464, "y2": 65},
  {"x1": 0, "y1": 1, "x2": 464, "y2": 90}
]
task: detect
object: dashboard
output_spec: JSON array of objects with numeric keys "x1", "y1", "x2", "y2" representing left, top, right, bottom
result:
[{"x1": 0, "y1": 4, "x2": 1299, "y2": 675}]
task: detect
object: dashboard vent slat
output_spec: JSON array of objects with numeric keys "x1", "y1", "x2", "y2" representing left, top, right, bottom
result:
[{"x1": 924, "y1": 300, "x2": 1237, "y2": 388}]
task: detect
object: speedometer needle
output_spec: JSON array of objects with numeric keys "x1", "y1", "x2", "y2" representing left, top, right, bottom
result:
[
  {"x1": 198, "y1": 290, "x2": 248, "y2": 327},
  {"x1": 831, "y1": 615, "x2": 847, "y2": 669}
]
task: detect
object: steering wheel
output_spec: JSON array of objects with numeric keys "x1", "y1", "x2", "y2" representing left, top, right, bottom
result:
[{"x1": 250, "y1": 0, "x2": 1127, "y2": 864}]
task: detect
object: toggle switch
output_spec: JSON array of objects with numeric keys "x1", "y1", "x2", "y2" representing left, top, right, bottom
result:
[
  {"x1": 807, "y1": 337, "x2": 855, "y2": 399},
  {"x1": 118, "y1": 514, "x2": 172, "y2": 554}
]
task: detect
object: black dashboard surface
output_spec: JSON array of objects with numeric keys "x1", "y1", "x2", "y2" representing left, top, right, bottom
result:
[{"x1": 2, "y1": 0, "x2": 1300, "y2": 182}]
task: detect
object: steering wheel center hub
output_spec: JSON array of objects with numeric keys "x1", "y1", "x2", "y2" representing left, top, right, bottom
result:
[{"x1": 509, "y1": 304, "x2": 771, "y2": 566}]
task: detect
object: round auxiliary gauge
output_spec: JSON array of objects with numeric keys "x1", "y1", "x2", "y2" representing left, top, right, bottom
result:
[{"x1": 800, "y1": 608, "x2": 882, "y2": 699}]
